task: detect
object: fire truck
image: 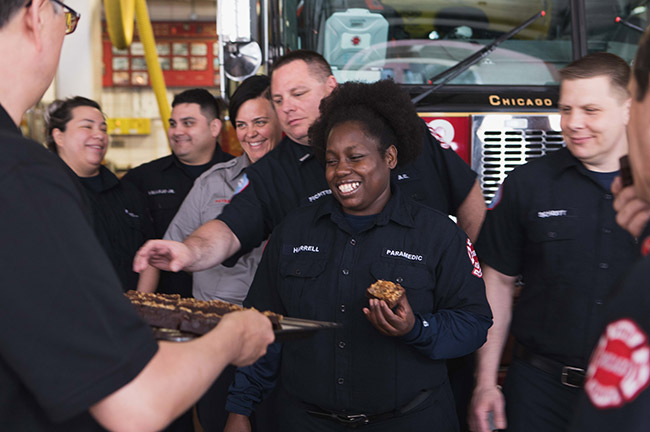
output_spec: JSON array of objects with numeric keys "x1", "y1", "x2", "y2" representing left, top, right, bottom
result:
[{"x1": 218, "y1": 0, "x2": 648, "y2": 203}]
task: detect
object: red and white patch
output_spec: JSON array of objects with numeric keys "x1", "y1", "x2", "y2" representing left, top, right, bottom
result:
[
  {"x1": 585, "y1": 318, "x2": 650, "y2": 409},
  {"x1": 466, "y1": 238, "x2": 482, "y2": 278}
]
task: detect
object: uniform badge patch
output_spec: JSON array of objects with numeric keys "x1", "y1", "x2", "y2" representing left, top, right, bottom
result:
[
  {"x1": 466, "y1": 238, "x2": 482, "y2": 278},
  {"x1": 234, "y1": 174, "x2": 249, "y2": 195},
  {"x1": 584, "y1": 318, "x2": 650, "y2": 409}
]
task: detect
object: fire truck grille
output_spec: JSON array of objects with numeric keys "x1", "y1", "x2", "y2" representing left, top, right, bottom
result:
[{"x1": 471, "y1": 114, "x2": 565, "y2": 205}]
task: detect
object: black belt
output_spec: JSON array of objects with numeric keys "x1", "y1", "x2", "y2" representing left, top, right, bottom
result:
[
  {"x1": 306, "y1": 389, "x2": 433, "y2": 428},
  {"x1": 515, "y1": 345, "x2": 585, "y2": 388}
]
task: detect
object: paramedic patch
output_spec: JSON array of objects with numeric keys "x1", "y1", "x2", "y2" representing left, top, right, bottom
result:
[
  {"x1": 466, "y1": 238, "x2": 483, "y2": 278},
  {"x1": 382, "y1": 248, "x2": 426, "y2": 264},
  {"x1": 585, "y1": 318, "x2": 650, "y2": 409}
]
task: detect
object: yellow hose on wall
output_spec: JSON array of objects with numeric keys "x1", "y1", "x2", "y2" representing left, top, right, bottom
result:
[
  {"x1": 103, "y1": 0, "x2": 134, "y2": 49},
  {"x1": 104, "y1": 0, "x2": 171, "y2": 135},
  {"x1": 135, "y1": 0, "x2": 170, "y2": 133}
]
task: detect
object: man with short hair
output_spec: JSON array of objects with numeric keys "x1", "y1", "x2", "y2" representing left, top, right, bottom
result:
[
  {"x1": 0, "y1": 2, "x2": 273, "y2": 430},
  {"x1": 124, "y1": 88, "x2": 233, "y2": 298},
  {"x1": 468, "y1": 52, "x2": 639, "y2": 432},
  {"x1": 568, "y1": 28, "x2": 650, "y2": 432}
]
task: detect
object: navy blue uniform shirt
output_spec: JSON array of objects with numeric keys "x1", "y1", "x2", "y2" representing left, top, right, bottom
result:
[
  {"x1": 569, "y1": 253, "x2": 650, "y2": 432},
  {"x1": 79, "y1": 166, "x2": 155, "y2": 291},
  {"x1": 0, "y1": 104, "x2": 157, "y2": 431},
  {"x1": 217, "y1": 121, "x2": 477, "y2": 256},
  {"x1": 477, "y1": 147, "x2": 639, "y2": 367},
  {"x1": 226, "y1": 187, "x2": 492, "y2": 416}
]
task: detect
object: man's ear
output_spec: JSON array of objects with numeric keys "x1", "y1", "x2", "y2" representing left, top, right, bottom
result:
[
  {"x1": 623, "y1": 97, "x2": 632, "y2": 126},
  {"x1": 326, "y1": 74, "x2": 338, "y2": 92},
  {"x1": 52, "y1": 128, "x2": 65, "y2": 148},
  {"x1": 24, "y1": 0, "x2": 46, "y2": 52},
  {"x1": 210, "y1": 118, "x2": 223, "y2": 138}
]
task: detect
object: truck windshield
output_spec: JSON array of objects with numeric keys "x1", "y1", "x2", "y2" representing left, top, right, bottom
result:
[{"x1": 285, "y1": 0, "x2": 648, "y2": 86}]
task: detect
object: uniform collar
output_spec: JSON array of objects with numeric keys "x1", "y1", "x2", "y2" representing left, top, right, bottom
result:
[
  {"x1": 551, "y1": 147, "x2": 617, "y2": 190},
  {"x1": 548, "y1": 147, "x2": 580, "y2": 177},
  {"x1": 549, "y1": 147, "x2": 595, "y2": 180},
  {"x1": 77, "y1": 165, "x2": 119, "y2": 193},
  {"x1": 202, "y1": 153, "x2": 251, "y2": 183},
  {"x1": 97, "y1": 165, "x2": 119, "y2": 190},
  {"x1": 315, "y1": 182, "x2": 416, "y2": 230},
  {"x1": 0, "y1": 104, "x2": 22, "y2": 137},
  {"x1": 228, "y1": 154, "x2": 251, "y2": 182},
  {"x1": 284, "y1": 136, "x2": 314, "y2": 164},
  {"x1": 166, "y1": 143, "x2": 228, "y2": 171}
]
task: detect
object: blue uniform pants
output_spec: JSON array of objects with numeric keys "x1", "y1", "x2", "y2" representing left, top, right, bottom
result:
[
  {"x1": 503, "y1": 358, "x2": 581, "y2": 432},
  {"x1": 275, "y1": 383, "x2": 458, "y2": 431}
]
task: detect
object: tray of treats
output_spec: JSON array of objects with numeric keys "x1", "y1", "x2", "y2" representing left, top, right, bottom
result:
[{"x1": 125, "y1": 291, "x2": 340, "y2": 342}]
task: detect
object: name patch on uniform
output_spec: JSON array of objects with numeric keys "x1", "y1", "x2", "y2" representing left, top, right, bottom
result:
[
  {"x1": 283, "y1": 244, "x2": 325, "y2": 255},
  {"x1": 466, "y1": 238, "x2": 483, "y2": 278},
  {"x1": 537, "y1": 209, "x2": 568, "y2": 218},
  {"x1": 148, "y1": 188, "x2": 175, "y2": 196},
  {"x1": 584, "y1": 318, "x2": 650, "y2": 409},
  {"x1": 393, "y1": 170, "x2": 420, "y2": 183},
  {"x1": 308, "y1": 189, "x2": 332, "y2": 203},
  {"x1": 382, "y1": 248, "x2": 426, "y2": 264}
]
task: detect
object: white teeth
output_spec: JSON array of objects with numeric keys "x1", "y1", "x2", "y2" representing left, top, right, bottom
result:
[
  {"x1": 248, "y1": 141, "x2": 264, "y2": 147},
  {"x1": 338, "y1": 182, "x2": 360, "y2": 194}
]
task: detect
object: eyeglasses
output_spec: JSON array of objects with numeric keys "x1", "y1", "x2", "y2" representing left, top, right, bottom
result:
[{"x1": 25, "y1": 0, "x2": 81, "y2": 35}]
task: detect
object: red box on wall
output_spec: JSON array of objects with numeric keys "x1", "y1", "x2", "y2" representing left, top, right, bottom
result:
[{"x1": 102, "y1": 21, "x2": 219, "y2": 88}]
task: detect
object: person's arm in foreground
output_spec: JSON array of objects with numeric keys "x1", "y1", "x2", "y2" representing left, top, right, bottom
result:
[
  {"x1": 134, "y1": 219, "x2": 241, "y2": 274},
  {"x1": 457, "y1": 180, "x2": 487, "y2": 243},
  {"x1": 90, "y1": 309, "x2": 274, "y2": 432},
  {"x1": 136, "y1": 265, "x2": 160, "y2": 293},
  {"x1": 468, "y1": 265, "x2": 517, "y2": 432}
]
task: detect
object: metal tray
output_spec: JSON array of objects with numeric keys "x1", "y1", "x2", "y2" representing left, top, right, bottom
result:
[
  {"x1": 152, "y1": 317, "x2": 342, "y2": 343},
  {"x1": 274, "y1": 317, "x2": 342, "y2": 342}
]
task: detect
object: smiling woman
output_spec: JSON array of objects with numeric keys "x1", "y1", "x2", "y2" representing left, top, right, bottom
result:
[
  {"x1": 46, "y1": 97, "x2": 156, "y2": 292},
  {"x1": 230, "y1": 79, "x2": 493, "y2": 431},
  {"x1": 309, "y1": 80, "x2": 422, "y2": 215}
]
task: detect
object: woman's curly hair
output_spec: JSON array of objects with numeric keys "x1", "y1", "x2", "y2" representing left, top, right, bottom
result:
[{"x1": 309, "y1": 79, "x2": 422, "y2": 166}]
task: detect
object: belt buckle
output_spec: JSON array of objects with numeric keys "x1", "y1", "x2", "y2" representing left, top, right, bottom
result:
[
  {"x1": 561, "y1": 366, "x2": 585, "y2": 388},
  {"x1": 337, "y1": 413, "x2": 369, "y2": 425}
]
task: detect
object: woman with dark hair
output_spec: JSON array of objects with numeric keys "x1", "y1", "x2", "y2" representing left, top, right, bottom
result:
[
  {"x1": 164, "y1": 76, "x2": 281, "y2": 432},
  {"x1": 225, "y1": 80, "x2": 492, "y2": 431},
  {"x1": 47, "y1": 96, "x2": 155, "y2": 292},
  {"x1": 164, "y1": 74, "x2": 282, "y2": 304}
]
